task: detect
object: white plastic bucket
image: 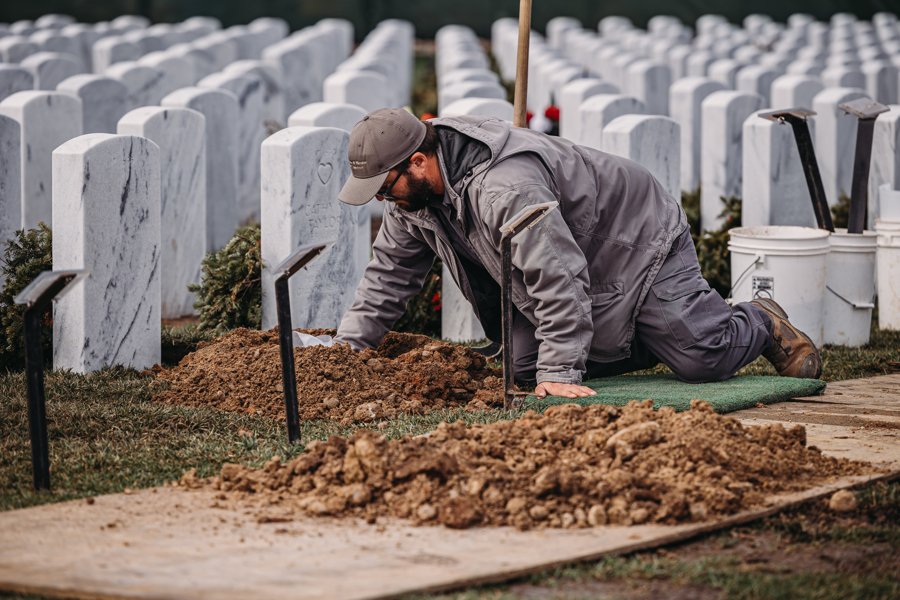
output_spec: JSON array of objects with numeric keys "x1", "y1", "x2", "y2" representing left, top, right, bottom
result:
[
  {"x1": 876, "y1": 219, "x2": 900, "y2": 331},
  {"x1": 824, "y1": 229, "x2": 877, "y2": 346},
  {"x1": 729, "y1": 226, "x2": 831, "y2": 347}
]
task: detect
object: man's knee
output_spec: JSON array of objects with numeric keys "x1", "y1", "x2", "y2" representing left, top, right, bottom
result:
[{"x1": 667, "y1": 356, "x2": 736, "y2": 383}]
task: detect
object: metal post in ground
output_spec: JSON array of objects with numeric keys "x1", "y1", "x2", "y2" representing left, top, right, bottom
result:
[
  {"x1": 839, "y1": 98, "x2": 889, "y2": 234},
  {"x1": 758, "y1": 108, "x2": 834, "y2": 232},
  {"x1": 498, "y1": 201, "x2": 559, "y2": 409},
  {"x1": 272, "y1": 242, "x2": 331, "y2": 444},
  {"x1": 13, "y1": 269, "x2": 87, "y2": 490}
]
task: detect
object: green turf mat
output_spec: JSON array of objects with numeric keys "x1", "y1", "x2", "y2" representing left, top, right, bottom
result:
[{"x1": 524, "y1": 375, "x2": 825, "y2": 414}]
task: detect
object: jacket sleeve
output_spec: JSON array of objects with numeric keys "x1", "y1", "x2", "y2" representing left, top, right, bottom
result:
[
  {"x1": 484, "y1": 183, "x2": 593, "y2": 385},
  {"x1": 335, "y1": 208, "x2": 435, "y2": 350}
]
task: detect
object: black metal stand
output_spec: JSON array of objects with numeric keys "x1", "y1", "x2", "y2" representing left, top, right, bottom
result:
[
  {"x1": 840, "y1": 98, "x2": 889, "y2": 234},
  {"x1": 499, "y1": 201, "x2": 558, "y2": 409},
  {"x1": 758, "y1": 108, "x2": 834, "y2": 232},
  {"x1": 271, "y1": 242, "x2": 331, "y2": 444},
  {"x1": 14, "y1": 269, "x2": 86, "y2": 490}
]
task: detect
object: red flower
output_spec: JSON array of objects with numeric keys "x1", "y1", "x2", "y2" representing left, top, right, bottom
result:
[
  {"x1": 544, "y1": 105, "x2": 560, "y2": 121},
  {"x1": 431, "y1": 291, "x2": 441, "y2": 312},
  {"x1": 525, "y1": 110, "x2": 534, "y2": 125},
  {"x1": 421, "y1": 112, "x2": 437, "y2": 120}
]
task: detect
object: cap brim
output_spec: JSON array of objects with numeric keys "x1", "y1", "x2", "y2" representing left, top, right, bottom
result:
[{"x1": 339, "y1": 171, "x2": 389, "y2": 206}]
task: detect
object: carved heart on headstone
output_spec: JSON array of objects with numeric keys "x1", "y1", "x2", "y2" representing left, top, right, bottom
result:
[{"x1": 317, "y1": 162, "x2": 333, "y2": 184}]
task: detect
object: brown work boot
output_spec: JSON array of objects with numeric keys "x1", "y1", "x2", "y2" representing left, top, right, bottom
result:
[{"x1": 751, "y1": 298, "x2": 823, "y2": 379}]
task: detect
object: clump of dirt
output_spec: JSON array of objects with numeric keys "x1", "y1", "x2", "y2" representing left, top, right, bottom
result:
[
  {"x1": 151, "y1": 328, "x2": 502, "y2": 423},
  {"x1": 190, "y1": 400, "x2": 870, "y2": 530}
]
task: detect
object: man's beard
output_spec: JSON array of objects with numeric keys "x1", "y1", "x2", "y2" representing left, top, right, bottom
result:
[{"x1": 395, "y1": 172, "x2": 440, "y2": 212}]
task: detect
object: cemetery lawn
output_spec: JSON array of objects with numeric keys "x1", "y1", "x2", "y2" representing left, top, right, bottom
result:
[{"x1": 0, "y1": 325, "x2": 897, "y2": 599}]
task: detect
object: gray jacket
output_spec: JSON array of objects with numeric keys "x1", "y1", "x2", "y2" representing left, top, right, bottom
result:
[{"x1": 336, "y1": 116, "x2": 688, "y2": 384}]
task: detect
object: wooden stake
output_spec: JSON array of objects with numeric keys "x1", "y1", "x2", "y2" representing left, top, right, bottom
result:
[{"x1": 512, "y1": 0, "x2": 532, "y2": 128}]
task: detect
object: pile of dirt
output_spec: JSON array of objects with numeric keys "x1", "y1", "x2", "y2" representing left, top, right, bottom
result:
[
  {"x1": 186, "y1": 400, "x2": 870, "y2": 530},
  {"x1": 151, "y1": 329, "x2": 503, "y2": 423}
]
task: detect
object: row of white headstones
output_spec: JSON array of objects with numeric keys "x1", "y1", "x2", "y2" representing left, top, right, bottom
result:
[
  {"x1": 430, "y1": 13, "x2": 900, "y2": 341},
  {"x1": 0, "y1": 14, "x2": 414, "y2": 372},
  {"x1": 4, "y1": 12, "x2": 900, "y2": 370}
]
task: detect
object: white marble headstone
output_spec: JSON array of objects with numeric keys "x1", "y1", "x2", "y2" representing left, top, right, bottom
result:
[
  {"x1": 324, "y1": 70, "x2": 391, "y2": 114},
  {"x1": 0, "y1": 37, "x2": 40, "y2": 64},
  {"x1": 0, "y1": 90, "x2": 82, "y2": 229},
  {"x1": 166, "y1": 43, "x2": 217, "y2": 82},
  {"x1": 438, "y1": 81, "x2": 505, "y2": 114},
  {"x1": 577, "y1": 94, "x2": 647, "y2": 151},
  {"x1": 602, "y1": 114, "x2": 681, "y2": 201},
  {"x1": 439, "y1": 69, "x2": 499, "y2": 88},
  {"x1": 822, "y1": 65, "x2": 866, "y2": 90},
  {"x1": 52, "y1": 133, "x2": 161, "y2": 372},
  {"x1": 30, "y1": 30, "x2": 85, "y2": 68},
  {"x1": 138, "y1": 51, "x2": 195, "y2": 92},
  {"x1": 56, "y1": 74, "x2": 129, "y2": 134},
  {"x1": 741, "y1": 111, "x2": 816, "y2": 228},
  {"x1": 192, "y1": 33, "x2": 238, "y2": 72},
  {"x1": 862, "y1": 60, "x2": 899, "y2": 105},
  {"x1": 198, "y1": 71, "x2": 266, "y2": 224},
  {"x1": 117, "y1": 107, "x2": 206, "y2": 318},
  {"x1": 60, "y1": 24, "x2": 101, "y2": 72},
  {"x1": 669, "y1": 77, "x2": 727, "y2": 194},
  {"x1": 439, "y1": 98, "x2": 514, "y2": 121},
  {"x1": 35, "y1": 14, "x2": 76, "y2": 29},
  {"x1": 287, "y1": 101, "x2": 366, "y2": 131},
  {"x1": 625, "y1": 60, "x2": 671, "y2": 116},
  {"x1": 20, "y1": 51, "x2": 84, "y2": 90},
  {"x1": 263, "y1": 38, "x2": 318, "y2": 114},
  {"x1": 260, "y1": 126, "x2": 366, "y2": 329},
  {"x1": 868, "y1": 106, "x2": 900, "y2": 228},
  {"x1": 0, "y1": 65, "x2": 34, "y2": 103},
  {"x1": 735, "y1": 65, "x2": 781, "y2": 105},
  {"x1": 162, "y1": 87, "x2": 240, "y2": 252},
  {"x1": 317, "y1": 18, "x2": 354, "y2": 60},
  {"x1": 700, "y1": 90, "x2": 763, "y2": 230},
  {"x1": 223, "y1": 60, "x2": 287, "y2": 127},
  {"x1": 686, "y1": 51, "x2": 716, "y2": 77},
  {"x1": 558, "y1": 79, "x2": 619, "y2": 144},
  {"x1": 0, "y1": 115, "x2": 21, "y2": 289},
  {"x1": 769, "y1": 74, "x2": 824, "y2": 110},
  {"x1": 91, "y1": 37, "x2": 141, "y2": 73},
  {"x1": 105, "y1": 62, "x2": 167, "y2": 110},
  {"x1": 708, "y1": 58, "x2": 743, "y2": 89}
]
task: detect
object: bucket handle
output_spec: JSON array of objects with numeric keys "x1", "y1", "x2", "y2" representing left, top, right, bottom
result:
[
  {"x1": 726, "y1": 253, "x2": 763, "y2": 303},
  {"x1": 826, "y1": 285, "x2": 876, "y2": 310}
]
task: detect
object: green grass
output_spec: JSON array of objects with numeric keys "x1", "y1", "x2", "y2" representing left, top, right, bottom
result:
[
  {"x1": 0, "y1": 368, "x2": 325, "y2": 511},
  {"x1": 411, "y1": 558, "x2": 899, "y2": 600}
]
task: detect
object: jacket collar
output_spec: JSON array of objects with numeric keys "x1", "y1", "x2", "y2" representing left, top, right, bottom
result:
[{"x1": 389, "y1": 116, "x2": 513, "y2": 229}]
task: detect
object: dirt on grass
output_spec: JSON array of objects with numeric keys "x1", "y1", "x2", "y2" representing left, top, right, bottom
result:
[
  {"x1": 151, "y1": 328, "x2": 503, "y2": 424},
  {"x1": 183, "y1": 400, "x2": 872, "y2": 531}
]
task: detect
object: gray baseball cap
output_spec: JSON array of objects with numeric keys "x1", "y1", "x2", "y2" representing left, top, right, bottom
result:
[{"x1": 338, "y1": 108, "x2": 427, "y2": 206}]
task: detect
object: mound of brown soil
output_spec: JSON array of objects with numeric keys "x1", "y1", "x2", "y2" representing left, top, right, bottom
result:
[
  {"x1": 192, "y1": 400, "x2": 869, "y2": 530},
  {"x1": 152, "y1": 329, "x2": 502, "y2": 423}
]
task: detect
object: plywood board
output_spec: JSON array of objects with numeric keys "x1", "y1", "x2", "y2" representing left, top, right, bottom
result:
[{"x1": 1, "y1": 374, "x2": 898, "y2": 600}]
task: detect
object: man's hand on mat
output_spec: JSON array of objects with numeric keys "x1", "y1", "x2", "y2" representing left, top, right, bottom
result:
[{"x1": 534, "y1": 382, "x2": 596, "y2": 399}]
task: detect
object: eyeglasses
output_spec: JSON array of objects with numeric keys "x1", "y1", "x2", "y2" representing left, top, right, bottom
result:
[{"x1": 375, "y1": 164, "x2": 407, "y2": 201}]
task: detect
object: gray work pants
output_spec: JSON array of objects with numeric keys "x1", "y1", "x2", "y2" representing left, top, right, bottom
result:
[{"x1": 514, "y1": 228, "x2": 773, "y2": 384}]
